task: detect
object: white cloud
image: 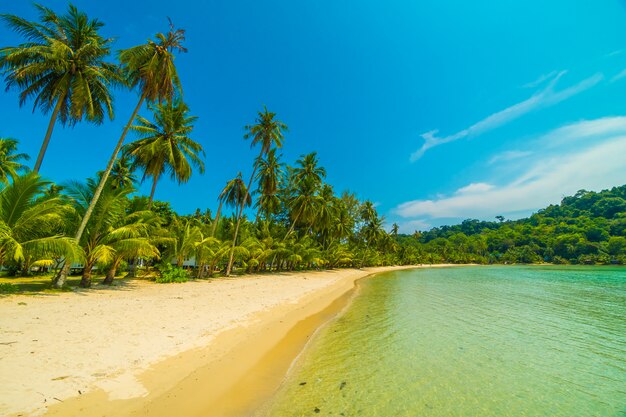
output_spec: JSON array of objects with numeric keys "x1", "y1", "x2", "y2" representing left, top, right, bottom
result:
[
  {"x1": 488, "y1": 150, "x2": 533, "y2": 164},
  {"x1": 456, "y1": 182, "x2": 495, "y2": 194},
  {"x1": 398, "y1": 117, "x2": 626, "y2": 221},
  {"x1": 522, "y1": 71, "x2": 559, "y2": 89},
  {"x1": 410, "y1": 71, "x2": 604, "y2": 161}
]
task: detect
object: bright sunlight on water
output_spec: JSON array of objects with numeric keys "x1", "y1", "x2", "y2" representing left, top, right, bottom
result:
[{"x1": 262, "y1": 266, "x2": 626, "y2": 417}]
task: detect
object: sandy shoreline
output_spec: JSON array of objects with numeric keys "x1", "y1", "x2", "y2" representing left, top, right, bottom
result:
[{"x1": 0, "y1": 265, "x2": 453, "y2": 416}]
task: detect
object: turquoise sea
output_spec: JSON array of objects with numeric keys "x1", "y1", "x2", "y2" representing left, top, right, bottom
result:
[{"x1": 263, "y1": 266, "x2": 626, "y2": 417}]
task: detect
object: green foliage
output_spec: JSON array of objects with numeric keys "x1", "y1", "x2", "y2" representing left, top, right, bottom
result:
[
  {"x1": 0, "y1": 283, "x2": 19, "y2": 293},
  {"x1": 155, "y1": 263, "x2": 189, "y2": 283}
]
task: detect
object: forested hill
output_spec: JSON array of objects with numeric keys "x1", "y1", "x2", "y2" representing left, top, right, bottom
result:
[{"x1": 399, "y1": 185, "x2": 626, "y2": 265}]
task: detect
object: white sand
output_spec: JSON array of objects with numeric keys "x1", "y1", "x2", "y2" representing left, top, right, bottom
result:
[{"x1": 0, "y1": 267, "x2": 416, "y2": 416}]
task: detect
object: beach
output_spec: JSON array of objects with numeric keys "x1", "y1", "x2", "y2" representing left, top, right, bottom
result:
[{"x1": 0, "y1": 266, "x2": 426, "y2": 417}]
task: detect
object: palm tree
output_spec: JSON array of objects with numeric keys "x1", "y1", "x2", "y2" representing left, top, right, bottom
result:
[
  {"x1": 53, "y1": 24, "x2": 187, "y2": 288},
  {"x1": 0, "y1": 138, "x2": 29, "y2": 184},
  {"x1": 255, "y1": 148, "x2": 284, "y2": 220},
  {"x1": 293, "y1": 152, "x2": 326, "y2": 187},
  {"x1": 391, "y1": 223, "x2": 399, "y2": 237},
  {"x1": 0, "y1": 4, "x2": 119, "y2": 172},
  {"x1": 0, "y1": 173, "x2": 82, "y2": 274},
  {"x1": 167, "y1": 217, "x2": 202, "y2": 268},
  {"x1": 64, "y1": 177, "x2": 142, "y2": 287},
  {"x1": 211, "y1": 174, "x2": 251, "y2": 238},
  {"x1": 102, "y1": 209, "x2": 160, "y2": 285},
  {"x1": 124, "y1": 99, "x2": 204, "y2": 206},
  {"x1": 226, "y1": 107, "x2": 287, "y2": 276},
  {"x1": 108, "y1": 155, "x2": 137, "y2": 190},
  {"x1": 284, "y1": 152, "x2": 327, "y2": 240}
]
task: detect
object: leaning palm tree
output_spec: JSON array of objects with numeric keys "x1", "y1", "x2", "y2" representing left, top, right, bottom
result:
[
  {"x1": 0, "y1": 173, "x2": 82, "y2": 274},
  {"x1": 54, "y1": 24, "x2": 187, "y2": 288},
  {"x1": 124, "y1": 99, "x2": 204, "y2": 206},
  {"x1": 0, "y1": 4, "x2": 119, "y2": 172},
  {"x1": 0, "y1": 138, "x2": 29, "y2": 184},
  {"x1": 226, "y1": 107, "x2": 287, "y2": 276}
]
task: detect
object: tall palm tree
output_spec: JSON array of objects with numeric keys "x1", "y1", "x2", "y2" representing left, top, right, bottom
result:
[
  {"x1": 55, "y1": 24, "x2": 187, "y2": 288},
  {"x1": 226, "y1": 107, "x2": 287, "y2": 276},
  {"x1": 124, "y1": 99, "x2": 204, "y2": 206},
  {"x1": 0, "y1": 4, "x2": 119, "y2": 172},
  {"x1": 293, "y1": 152, "x2": 326, "y2": 187},
  {"x1": 211, "y1": 174, "x2": 251, "y2": 238},
  {"x1": 0, "y1": 138, "x2": 29, "y2": 184},
  {"x1": 0, "y1": 173, "x2": 82, "y2": 273},
  {"x1": 255, "y1": 148, "x2": 284, "y2": 220}
]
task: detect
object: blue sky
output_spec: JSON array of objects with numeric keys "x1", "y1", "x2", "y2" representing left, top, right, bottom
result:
[{"x1": 2, "y1": 1, "x2": 626, "y2": 232}]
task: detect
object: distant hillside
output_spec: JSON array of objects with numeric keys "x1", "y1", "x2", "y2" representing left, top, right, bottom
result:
[{"x1": 399, "y1": 185, "x2": 626, "y2": 265}]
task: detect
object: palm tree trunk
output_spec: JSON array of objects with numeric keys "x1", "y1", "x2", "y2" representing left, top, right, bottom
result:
[
  {"x1": 80, "y1": 259, "x2": 95, "y2": 288},
  {"x1": 283, "y1": 207, "x2": 303, "y2": 241},
  {"x1": 210, "y1": 200, "x2": 223, "y2": 237},
  {"x1": 225, "y1": 154, "x2": 261, "y2": 276},
  {"x1": 147, "y1": 173, "x2": 160, "y2": 209},
  {"x1": 53, "y1": 92, "x2": 147, "y2": 289},
  {"x1": 103, "y1": 258, "x2": 121, "y2": 285},
  {"x1": 34, "y1": 95, "x2": 65, "y2": 173}
]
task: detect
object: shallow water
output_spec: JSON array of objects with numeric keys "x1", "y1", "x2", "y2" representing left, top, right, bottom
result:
[{"x1": 263, "y1": 266, "x2": 626, "y2": 417}]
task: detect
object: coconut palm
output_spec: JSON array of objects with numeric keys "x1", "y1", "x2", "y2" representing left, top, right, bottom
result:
[
  {"x1": 124, "y1": 99, "x2": 204, "y2": 206},
  {"x1": 211, "y1": 174, "x2": 251, "y2": 238},
  {"x1": 284, "y1": 152, "x2": 327, "y2": 240},
  {"x1": 64, "y1": 177, "x2": 157, "y2": 287},
  {"x1": 0, "y1": 173, "x2": 82, "y2": 274},
  {"x1": 71, "y1": 23, "x2": 187, "y2": 254},
  {"x1": 0, "y1": 4, "x2": 119, "y2": 172},
  {"x1": 0, "y1": 138, "x2": 29, "y2": 184},
  {"x1": 225, "y1": 107, "x2": 287, "y2": 276},
  {"x1": 102, "y1": 208, "x2": 160, "y2": 285},
  {"x1": 108, "y1": 155, "x2": 137, "y2": 190},
  {"x1": 167, "y1": 217, "x2": 202, "y2": 268},
  {"x1": 255, "y1": 148, "x2": 284, "y2": 220},
  {"x1": 293, "y1": 152, "x2": 326, "y2": 187}
]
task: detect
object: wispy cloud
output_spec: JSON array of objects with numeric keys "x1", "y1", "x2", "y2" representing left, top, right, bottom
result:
[
  {"x1": 488, "y1": 150, "x2": 533, "y2": 164},
  {"x1": 399, "y1": 117, "x2": 626, "y2": 221},
  {"x1": 610, "y1": 68, "x2": 626, "y2": 83},
  {"x1": 522, "y1": 71, "x2": 559, "y2": 89},
  {"x1": 410, "y1": 71, "x2": 604, "y2": 161}
]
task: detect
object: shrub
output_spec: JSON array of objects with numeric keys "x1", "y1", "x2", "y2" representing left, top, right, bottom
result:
[
  {"x1": 0, "y1": 283, "x2": 19, "y2": 293},
  {"x1": 155, "y1": 263, "x2": 189, "y2": 284}
]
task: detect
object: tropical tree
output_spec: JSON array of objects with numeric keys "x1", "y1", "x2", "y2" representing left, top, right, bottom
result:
[
  {"x1": 64, "y1": 177, "x2": 159, "y2": 287},
  {"x1": 108, "y1": 155, "x2": 137, "y2": 190},
  {"x1": 166, "y1": 217, "x2": 202, "y2": 268},
  {"x1": 102, "y1": 208, "x2": 160, "y2": 285},
  {"x1": 0, "y1": 138, "x2": 29, "y2": 184},
  {"x1": 0, "y1": 4, "x2": 118, "y2": 172},
  {"x1": 124, "y1": 99, "x2": 204, "y2": 206},
  {"x1": 54, "y1": 24, "x2": 187, "y2": 287},
  {"x1": 255, "y1": 148, "x2": 284, "y2": 220},
  {"x1": 226, "y1": 107, "x2": 287, "y2": 276},
  {"x1": 284, "y1": 152, "x2": 326, "y2": 239},
  {"x1": 211, "y1": 174, "x2": 250, "y2": 238},
  {"x1": 0, "y1": 173, "x2": 82, "y2": 274}
]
